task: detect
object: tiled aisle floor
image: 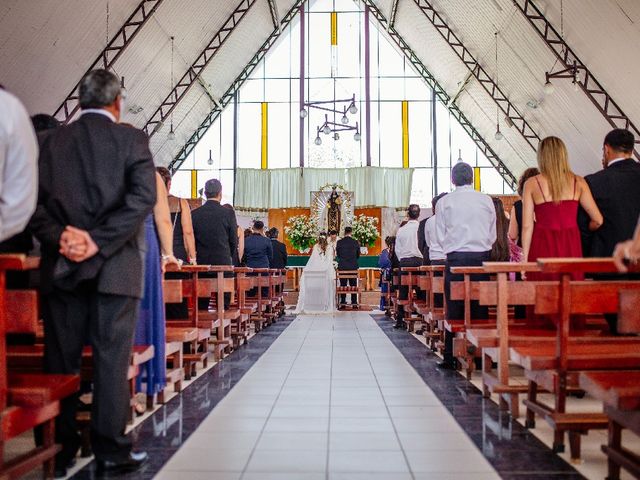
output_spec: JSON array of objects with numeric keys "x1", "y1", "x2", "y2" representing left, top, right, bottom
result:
[{"x1": 156, "y1": 312, "x2": 499, "y2": 480}]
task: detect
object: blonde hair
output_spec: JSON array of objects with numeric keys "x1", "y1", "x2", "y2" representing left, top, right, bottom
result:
[{"x1": 537, "y1": 136, "x2": 573, "y2": 203}]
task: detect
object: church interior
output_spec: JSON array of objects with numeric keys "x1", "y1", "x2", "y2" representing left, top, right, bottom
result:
[{"x1": 2, "y1": 0, "x2": 640, "y2": 479}]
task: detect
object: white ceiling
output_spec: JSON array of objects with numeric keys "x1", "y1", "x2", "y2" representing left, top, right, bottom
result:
[{"x1": 1, "y1": 0, "x2": 638, "y2": 177}]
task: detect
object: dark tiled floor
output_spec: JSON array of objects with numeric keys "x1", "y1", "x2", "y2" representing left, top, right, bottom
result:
[
  {"x1": 70, "y1": 317, "x2": 294, "y2": 480},
  {"x1": 373, "y1": 314, "x2": 585, "y2": 479}
]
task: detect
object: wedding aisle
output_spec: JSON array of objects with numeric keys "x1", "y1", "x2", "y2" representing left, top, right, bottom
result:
[{"x1": 154, "y1": 312, "x2": 499, "y2": 479}]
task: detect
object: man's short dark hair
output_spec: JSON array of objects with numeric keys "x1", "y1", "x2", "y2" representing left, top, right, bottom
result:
[
  {"x1": 451, "y1": 162, "x2": 474, "y2": 186},
  {"x1": 604, "y1": 129, "x2": 635, "y2": 154},
  {"x1": 204, "y1": 178, "x2": 222, "y2": 198},
  {"x1": 328, "y1": 229, "x2": 337, "y2": 236},
  {"x1": 253, "y1": 220, "x2": 264, "y2": 230},
  {"x1": 407, "y1": 204, "x2": 420, "y2": 220},
  {"x1": 268, "y1": 227, "x2": 279, "y2": 239},
  {"x1": 31, "y1": 114, "x2": 60, "y2": 133},
  {"x1": 344, "y1": 227, "x2": 353, "y2": 235},
  {"x1": 79, "y1": 69, "x2": 121, "y2": 109},
  {"x1": 431, "y1": 193, "x2": 447, "y2": 212}
]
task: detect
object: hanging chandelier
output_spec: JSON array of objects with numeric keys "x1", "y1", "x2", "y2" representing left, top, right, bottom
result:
[{"x1": 300, "y1": 94, "x2": 361, "y2": 146}]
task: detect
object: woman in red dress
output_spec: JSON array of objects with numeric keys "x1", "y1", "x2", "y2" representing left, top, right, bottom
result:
[{"x1": 521, "y1": 137, "x2": 603, "y2": 280}]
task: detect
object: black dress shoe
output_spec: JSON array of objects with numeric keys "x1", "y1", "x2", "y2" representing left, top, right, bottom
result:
[
  {"x1": 54, "y1": 458, "x2": 76, "y2": 478},
  {"x1": 393, "y1": 321, "x2": 406, "y2": 330},
  {"x1": 96, "y1": 451, "x2": 148, "y2": 476},
  {"x1": 436, "y1": 360, "x2": 457, "y2": 370}
]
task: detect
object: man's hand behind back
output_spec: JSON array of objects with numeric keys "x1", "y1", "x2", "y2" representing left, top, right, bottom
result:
[{"x1": 59, "y1": 226, "x2": 100, "y2": 262}]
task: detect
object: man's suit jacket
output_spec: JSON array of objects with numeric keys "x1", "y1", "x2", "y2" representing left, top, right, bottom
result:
[
  {"x1": 270, "y1": 239, "x2": 288, "y2": 269},
  {"x1": 418, "y1": 218, "x2": 429, "y2": 265},
  {"x1": 336, "y1": 236, "x2": 360, "y2": 270},
  {"x1": 191, "y1": 200, "x2": 238, "y2": 266},
  {"x1": 579, "y1": 159, "x2": 640, "y2": 257},
  {"x1": 30, "y1": 113, "x2": 156, "y2": 298},
  {"x1": 244, "y1": 234, "x2": 273, "y2": 268}
]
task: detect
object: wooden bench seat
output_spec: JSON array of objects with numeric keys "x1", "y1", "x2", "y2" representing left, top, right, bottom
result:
[{"x1": 8, "y1": 373, "x2": 80, "y2": 409}]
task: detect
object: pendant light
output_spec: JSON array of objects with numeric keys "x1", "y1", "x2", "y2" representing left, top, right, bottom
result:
[
  {"x1": 167, "y1": 36, "x2": 176, "y2": 142},
  {"x1": 494, "y1": 32, "x2": 503, "y2": 141}
]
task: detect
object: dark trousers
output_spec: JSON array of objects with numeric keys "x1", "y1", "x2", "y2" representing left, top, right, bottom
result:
[
  {"x1": 42, "y1": 282, "x2": 139, "y2": 464},
  {"x1": 396, "y1": 257, "x2": 425, "y2": 322},
  {"x1": 339, "y1": 275, "x2": 358, "y2": 305},
  {"x1": 443, "y1": 251, "x2": 491, "y2": 363}
]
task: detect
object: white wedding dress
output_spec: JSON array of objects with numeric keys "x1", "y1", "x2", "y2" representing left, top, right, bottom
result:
[{"x1": 294, "y1": 243, "x2": 337, "y2": 314}]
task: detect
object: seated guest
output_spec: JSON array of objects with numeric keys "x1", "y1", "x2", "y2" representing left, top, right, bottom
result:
[
  {"x1": 435, "y1": 162, "x2": 496, "y2": 369},
  {"x1": 244, "y1": 220, "x2": 273, "y2": 268},
  {"x1": 490, "y1": 197, "x2": 510, "y2": 262},
  {"x1": 268, "y1": 227, "x2": 288, "y2": 269},
  {"x1": 29, "y1": 69, "x2": 155, "y2": 475},
  {"x1": 0, "y1": 87, "x2": 38, "y2": 243},
  {"x1": 522, "y1": 137, "x2": 602, "y2": 281},
  {"x1": 191, "y1": 178, "x2": 238, "y2": 309},
  {"x1": 580, "y1": 129, "x2": 640, "y2": 258},
  {"x1": 156, "y1": 167, "x2": 196, "y2": 264},
  {"x1": 394, "y1": 204, "x2": 424, "y2": 329}
]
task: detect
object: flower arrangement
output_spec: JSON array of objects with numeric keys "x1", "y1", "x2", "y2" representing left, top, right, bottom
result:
[
  {"x1": 351, "y1": 214, "x2": 380, "y2": 248},
  {"x1": 284, "y1": 215, "x2": 317, "y2": 253}
]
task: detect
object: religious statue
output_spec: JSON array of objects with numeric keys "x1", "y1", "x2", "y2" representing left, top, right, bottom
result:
[{"x1": 327, "y1": 187, "x2": 343, "y2": 234}]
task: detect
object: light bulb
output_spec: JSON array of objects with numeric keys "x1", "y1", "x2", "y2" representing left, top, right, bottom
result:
[
  {"x1": 314, "y1": 136, "x2": 322, "y2": 146},
  {"x1": 354, "y1": 132, "x2": 361, "y2": 142},
  {"x1": 334, "y1": 132, "x2": 340, "y2": 140},
  {"x1": 300, "y1": 109, "x2": 308, "y2": 118},
  {"x1": 167, "y1": 129, "x2": 176, "y2": 141},
  {"x1": 495, "y1": 129, "x2": 503, "y2": 141},
  {"x1": 341, "y1": 115, "x2": 349, "y2": 124},
  {"x1": 323, "y1": 124, "x2": 331, "y2": 135},
  {"x1": 349, "y1": 104, "x2": 358, "y2": 114},
  {"x1": 543, "y1": 79, "x2": 555, "y2": 95},
  {"x1": 207, "y1": 157, "x2": 213, "y2": 166}
]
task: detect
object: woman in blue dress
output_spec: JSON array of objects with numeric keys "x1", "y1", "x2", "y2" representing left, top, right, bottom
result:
[
  {"x1": 378, "y1": 236, "x2": 394, "y2": 311},
  {"x1": 135, "y1": 172, "x2": 180, "y2": 410}
]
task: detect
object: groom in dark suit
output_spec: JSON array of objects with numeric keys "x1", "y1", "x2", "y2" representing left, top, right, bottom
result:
[
  {"x1": 336, "y1": 227, "x2": 360, "y2": 308},
  {"x1": 579, "y1": 128, "x2": 640, "y2": 333},
  {"x1": 30, "y1": 69, "x2": 155, "y2": 476}
]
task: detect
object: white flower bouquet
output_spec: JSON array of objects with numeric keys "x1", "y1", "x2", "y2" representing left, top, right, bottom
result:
[
  {"x1": 284, "y1": 215, "x2": 318, "y2": 253},
  {"x1": 351, "y1": 214, "x2": 380, "y2": 248}
]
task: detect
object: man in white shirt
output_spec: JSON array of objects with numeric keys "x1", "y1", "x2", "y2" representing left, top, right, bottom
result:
[
  {"x1": 393, "y1": 204, "x2": 424, "y2": 329},
  {"x1": 0, "y1": 88, "x2": 38, "y2": 242},
  {"x1": 435, "y1": 162, "x2": 496, "y2": 368}
]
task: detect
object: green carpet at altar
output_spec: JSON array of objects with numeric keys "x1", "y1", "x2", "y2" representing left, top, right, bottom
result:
[{"x1": 287, "y1": 255, "x2": 380, "y2": 268}]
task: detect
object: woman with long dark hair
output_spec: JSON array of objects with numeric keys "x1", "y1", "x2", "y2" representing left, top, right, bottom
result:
[{"x1": 490, "y1": 197, "x2": 510, "y2": 262}]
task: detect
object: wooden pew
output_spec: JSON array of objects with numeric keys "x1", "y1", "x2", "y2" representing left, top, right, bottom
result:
[
  {"x1": 0, "y1": 255, "x2": 80, "y2": 479},
  {"x1": 336, "y1": 270, "x2": 362, "y2": 310},
  {"x1": 579, "y1": 289, "x2": 640, "y2": 480},
  {"x1": 248, "y1": 268, "x2": 272, "y2": 331},
  {"x1": 396, "y1": 267, "x2": 423, "y2": 331},
  {"x1": 413, "y1": 265, "x2": 445, "y2": 350},
  {"x1": 510, "y1": 258, "x2": 640, "y2": 460}
]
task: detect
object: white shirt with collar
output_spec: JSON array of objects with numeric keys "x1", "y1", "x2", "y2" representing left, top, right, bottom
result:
[
  {"x1": 80, "y1": 108, "x2": 116, "y2": 122},
  {"x1": 424, "y1": 215, "x2": 446, "y2": 261},
  {"x1": 395, "y1": 219, "x2": 423, "y2": 261},
  {"x1": 0, "y1": 89, "x2": 38, "y2": 242},
  {"x1": 607, "y1": 157, "x2": 630, "y2": 168},
  {"x1": 435, "y1": 185, "x2": 496, "y2": 254}
]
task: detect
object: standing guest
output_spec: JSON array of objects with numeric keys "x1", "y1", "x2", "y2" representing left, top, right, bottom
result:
[
  {"x1": 436, "y1": 163, "x2": 496, "y2": 369},
  {"x1": 522, "y1": 137, "x2": 602, "y2": 281},
  {"x1": 244, "y1": 220, "x2": 273, "y2": 268},
  {"x1": 268, "y1": 227, "x2": 288, "y2": 269},
  {"x1": 508, "y1": 168, "x2": 539, "y2": 248},
  {"x1": 378, "y1": 236, "x2": 393, "y2": 310},
  {"x1": 418, "y1": 216, "x2": 429, "y2": 265},
  {"x1": 336, "y1": 226, "x2": 360, "y2": 309},
  {"x1": 394, "y1": 204, "x2": 424, "y2": 329},
  {"x1": 424, "y1": 193, "x2": 447, "y2": 312},
  {"x1": 0, "y1": 87, "x2": 38, "y2": 242},
  {"x1": 156, "y1": 167, "x2": 196, "y2": 264},
  {"x1": 31, "y1": 114, "x2": 61, "y2": 133},
  {"x1": 134, "y1": 172, "x2": 180, "y2": 412},
  {"x1": 579, "y1": 129, "x2": 640, "y2": 258},
  {"x1": 29, "y1": 69, "x2": 155, "y2": 476},
  {"x1": 223, "y1": 204, "x2": 244, "y2": 266},
  {"x1": 490, "y1": 197, "x2": 510, "y2": 262},
  {"x1": 191, "y1": 179, "x2": 238, "y2": 309}
]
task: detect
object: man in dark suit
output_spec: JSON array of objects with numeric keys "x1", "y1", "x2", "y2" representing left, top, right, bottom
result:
[
  {"x1": 417, "y1": 217, "x2": 429, "y2": 265},
  {"x1": 336, "y1": 226, "x2": 360, "y2": 308},
  {"x1": 191, "y1": 178, "x2": 238, "y2": 309},
  {"x1": 29, "y1": 69, "x2": 156, "y2": 476},
  {"x1": 579, "y1": 128, "x2": 640, "y2": 333},
  {"x1": 268, "y1": 227, "x2": 288, "y2": 269}
]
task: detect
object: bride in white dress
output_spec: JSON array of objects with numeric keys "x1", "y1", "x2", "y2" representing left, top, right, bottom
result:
[{"x1": 294, "y1": 232, "x2": 337, "y2": 314}]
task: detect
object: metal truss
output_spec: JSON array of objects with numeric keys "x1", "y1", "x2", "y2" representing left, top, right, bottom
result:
[
  {"x1": 513, "y1": 0, "x2": 640, "y2": 159},
  {"x1": 267, "y1": 0, "x2": 281, "y2": 32},
  {"x1": 144, "y1": 0, "x2": 257, "y2": 137},
  {"x1": 53, "y1": 0, "x2": 164, "y2": 123},
  {"x1": 412, "y1": 0, "x2": 540, "y2": 152},
  {"x1": 389, "y1": 0, "x2": 400, "y2": 28},
  {"x1": 363, "y1": 0, "x2": 517, "y2": 189},
  {"x1": 168, "y1": 0, "x2": 305, "y2": 173}
]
